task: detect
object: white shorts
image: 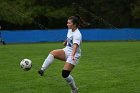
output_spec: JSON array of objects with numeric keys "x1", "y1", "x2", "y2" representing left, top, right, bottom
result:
[{"x1": 63, "y1": 47, "x2": 81, "y2": 66}]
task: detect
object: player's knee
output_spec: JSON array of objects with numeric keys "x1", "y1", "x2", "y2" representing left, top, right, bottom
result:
[
  {"x1": 50, "y1": 50, "x2": 55, "y2": 54},
  {"x1": 50, "y1": 50, "x2": 56, "y2": 56},
  {"x1": 62, "y1": 70, "x2": 70, "y2": 78}
]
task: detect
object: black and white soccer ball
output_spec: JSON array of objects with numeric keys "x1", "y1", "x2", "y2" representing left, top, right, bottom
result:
[{"x1": 20, "y1": 59, "x2": 32, "y2": 71}]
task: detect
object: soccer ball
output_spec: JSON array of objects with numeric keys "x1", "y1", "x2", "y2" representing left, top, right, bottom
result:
[{"x1": 20, "y1": 59, "x2": 32, "y2": 71}]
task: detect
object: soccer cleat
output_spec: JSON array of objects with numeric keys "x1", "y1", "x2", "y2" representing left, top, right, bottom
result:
[
  {"x1": 38, "y1": 69, "x2": 44, "y2": 76},
  {"x1": 71, "y1": 88, "x2": 78, "y2": 93}
]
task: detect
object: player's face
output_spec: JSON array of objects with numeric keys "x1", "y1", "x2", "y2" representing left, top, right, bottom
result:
[{"x1": 67, "y1": 19, "x2": 76, "y2": 29}]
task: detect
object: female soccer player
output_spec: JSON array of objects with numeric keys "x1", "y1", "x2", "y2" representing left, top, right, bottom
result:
[{"x1": 38, "y1": 15, "x2": 86, "y2": 93}]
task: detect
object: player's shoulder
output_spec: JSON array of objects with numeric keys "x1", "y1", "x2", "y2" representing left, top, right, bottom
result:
[
  {"x1": 74, "y1": 29, "x2": 81, "y2": 36},
  {"x1": 73, "y1": 29, "x2": 81, "y2": 40},
  {"x1": 67, "y1": 29, "x2": 72, "y2": 36}
]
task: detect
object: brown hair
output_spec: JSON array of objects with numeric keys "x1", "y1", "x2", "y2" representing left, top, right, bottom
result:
[{"x1": 68, "y1": 15, "x2": 88, "y2": 28}]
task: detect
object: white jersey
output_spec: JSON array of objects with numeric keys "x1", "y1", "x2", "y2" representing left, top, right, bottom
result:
[{"x1": 65, "y1": 28, "x2": 82, "y2": 57}]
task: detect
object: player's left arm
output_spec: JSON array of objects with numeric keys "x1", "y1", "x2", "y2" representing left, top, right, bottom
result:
[
  {"x1": 71, "y1": 34, "x2": 81, "y2": 61},
  {"x1": 71, "y1": 43, "x2": 78, "y2": 61}
]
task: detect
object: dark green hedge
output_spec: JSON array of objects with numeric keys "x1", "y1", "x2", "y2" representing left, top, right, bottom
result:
[{"x1": 0, "y1": 0, "x2": 139, "y2": 30}]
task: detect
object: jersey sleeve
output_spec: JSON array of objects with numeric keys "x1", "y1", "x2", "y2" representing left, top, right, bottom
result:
[{"x1": 73, "y1": 34, "x2": 81, "y2": 45}]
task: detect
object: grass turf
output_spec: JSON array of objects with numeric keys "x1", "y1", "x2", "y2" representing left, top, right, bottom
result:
[{"x1": 0, "y1": 41, "x2": 140, "y2": 93}]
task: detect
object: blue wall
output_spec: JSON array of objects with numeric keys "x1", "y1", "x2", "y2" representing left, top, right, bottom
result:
[{"x1": 1, "y1": 29, "x2": 140, "y2": 43}]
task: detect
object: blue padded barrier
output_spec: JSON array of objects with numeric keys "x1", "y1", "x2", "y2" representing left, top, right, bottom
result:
[{"x1": 1, "y1": 29, "x2": 140, "y2": 43}]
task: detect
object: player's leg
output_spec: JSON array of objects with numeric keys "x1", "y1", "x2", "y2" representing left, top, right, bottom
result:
[
  {"x1": 38, "y1": 49, "x2": 66, "y2": 76},
  {"x1": 51, "y1": 49, "x2": 66, "y2": 61},
  {"x1": 62, "y1": 62, "x2": 78, "y2": 93}
]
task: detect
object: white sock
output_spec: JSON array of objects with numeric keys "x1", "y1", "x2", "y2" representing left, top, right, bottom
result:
[
  {"x1": 65, "y1": 75, "x2": 77, "y2": 90},
  {"x1": 41, "y1": 54, "x2": 54, "y2": 71}
]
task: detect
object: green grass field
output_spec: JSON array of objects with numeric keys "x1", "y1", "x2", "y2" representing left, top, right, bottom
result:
[{"x1": 0, "y1": 42, "x2": 140, "y2": 93}]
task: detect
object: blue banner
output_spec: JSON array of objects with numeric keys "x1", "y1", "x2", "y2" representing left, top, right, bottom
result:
[{"x1": 1, "y1": 29, "x2": 140, "y2": 43}]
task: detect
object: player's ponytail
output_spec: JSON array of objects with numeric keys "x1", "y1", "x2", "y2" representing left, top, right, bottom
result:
[{"x1": 68, "y1": 15, "x2": 89, "y2": 28}]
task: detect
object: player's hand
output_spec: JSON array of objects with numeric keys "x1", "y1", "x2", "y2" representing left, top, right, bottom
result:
[
  {"x1": 63, "y1": 40, "x2": 67, "y2": 46},
  {"x1": 71, "y1": 56, "x2": 76, "y2": 62},
  {"x1": 63, "y1": 42, "x2": 67, "y2": 46}
]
